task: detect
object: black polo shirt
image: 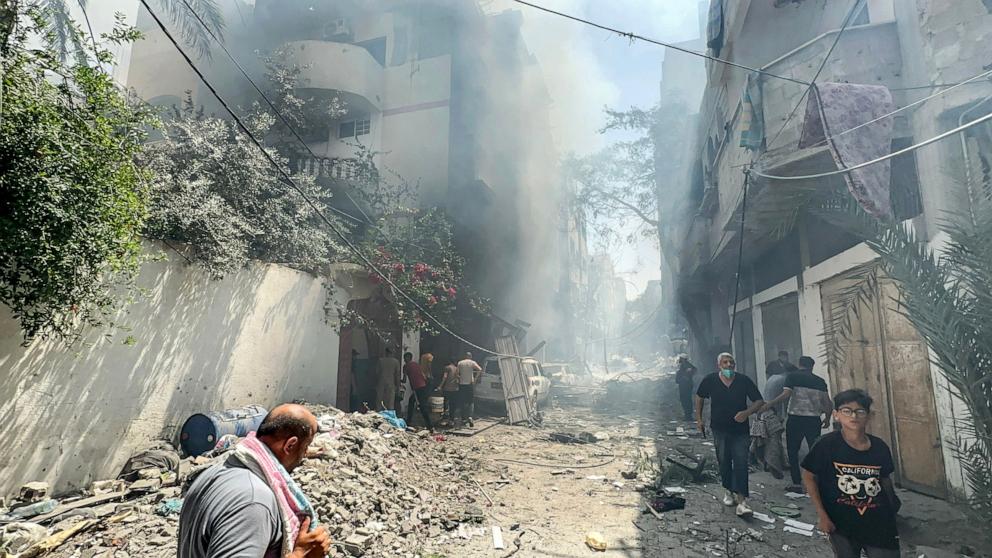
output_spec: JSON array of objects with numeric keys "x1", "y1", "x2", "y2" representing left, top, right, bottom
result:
[{"x1": 696, "y1": 372, "x2": 763, "y2": 435}]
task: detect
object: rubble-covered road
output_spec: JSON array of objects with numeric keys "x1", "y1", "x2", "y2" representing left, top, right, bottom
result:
[{"x1": 4, "y1": 374, "x2": 990, "y2": 558}]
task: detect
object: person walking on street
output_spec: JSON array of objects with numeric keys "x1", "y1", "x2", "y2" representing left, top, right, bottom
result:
[
  {"x1": 750, "y1": 357, "x2": 790, "y2": 478},
  {"x1": 766, "y1": 350, "x2": 798, "y2": 378},
  {"x1": 403, "y1": 351, "x2": 434, "y2": 431},
  {"x1": 456, "y1": 352, "x2": 483, "y2": 427},
  {"x1": 675, "y1": 354, "x2": 698, "y2": 421},
  {"x1": 179, "y1": 404, "x2": 331, "y2": 558},
  {"x1": 764, "y1": 355, "x2": 833, "y2": 491},
  {"x1": 802, "y1": 389, "x2": 901, "y2": 557},
  {"x1": 375, "y1": 348, "x2": 402, "y2": 411},
  {"x1": 695, "y1": 352, "x2": 764, "y2": 518},
  {"x1": 440, "y1": 358, "x2": 460, "y2": 421}
]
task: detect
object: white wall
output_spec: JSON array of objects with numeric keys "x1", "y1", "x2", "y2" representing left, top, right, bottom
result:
[{"x1": 0, "y1": 248, "x2": 350, "y2": 498}]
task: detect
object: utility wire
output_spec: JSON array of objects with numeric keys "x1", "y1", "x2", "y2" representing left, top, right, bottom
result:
[
  {"x1": 509, "y1": 0, "x2": 809, "y2": 87},
  {"x1": 750, "y1": 110, "x2": 992, "y2": 181},
  {"x1": 728, "y1": 168, "x2": 750, "y2": 348},
  {"x1": 765, "y1": 0, "x2": 864, "y2": 151},
  {"x1": 138, "y1": 0, "x2": 520, "y2": 359},
  {"x1": 177, "y1": 0, "x2": 436, "y2": 254}
]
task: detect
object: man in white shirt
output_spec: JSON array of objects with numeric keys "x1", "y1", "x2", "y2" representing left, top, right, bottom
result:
[{"x1": 456, "y1": 352, "x2": 483, "y2": 427}]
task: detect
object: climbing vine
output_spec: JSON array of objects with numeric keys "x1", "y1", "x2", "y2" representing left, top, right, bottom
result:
[{"x1": 0, "y1": 11, "x2": 156, "y2": 343}]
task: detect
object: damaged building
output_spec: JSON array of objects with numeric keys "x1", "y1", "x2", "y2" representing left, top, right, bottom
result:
[{"x1": 671, "y1": 0, "x2": 992, "y2": 500}]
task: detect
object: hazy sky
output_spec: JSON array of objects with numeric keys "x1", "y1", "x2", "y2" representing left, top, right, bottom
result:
[
  {"x1": 490, "y1": 0, "x2": 703, "y2": 297},
  {"x1": 81, "y1": 0, "x2": 704, "y2": 298}
]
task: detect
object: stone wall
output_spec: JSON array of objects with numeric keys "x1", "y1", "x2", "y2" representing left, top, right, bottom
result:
[{"x1": 0, "y1": 247, "x2": 350, "y2": 498}]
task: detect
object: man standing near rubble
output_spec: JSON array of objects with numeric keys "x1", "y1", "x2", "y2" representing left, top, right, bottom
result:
[
  {"x1": 695, "y1": 352, "x2": 764, "y2": 517},
  {"x1": 375, "y1": 347, "x2": 402, "y2": 411},
  {"x1": 403, "y1": 351, "x2": 435, "y2": 431},
  {"x1": 456, "y1": 352, "x2": 483, "y2": 427},
  {"x1": 178, "y1": 403, "x2": 331, "y2": 557},
  {"x1": 763, "y1": 355, "x2": 833, "y2": 491},
  {"x1": 675, "y1": 354, "x2": 698, "y2": 421}
]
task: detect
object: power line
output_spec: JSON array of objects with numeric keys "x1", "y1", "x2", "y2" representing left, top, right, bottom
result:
[
  {"x1": 137, "y1": 0, "x2": 520, "y2": 359},
  {"x1": 176, "y1": 0, "x2": 436, "y2": 254},
  {"x1": 728, "y1": 168, "x2": 751, "y2": 348},
  {"x1": 765, "y1": 0, "x2": 864, "y2": 151},
  {"x1": 509, "y1": 0, "x2": 810, "y2": 87},
  {"x1": 749, "y1": 110, "x2": 992, "y2": 181}
]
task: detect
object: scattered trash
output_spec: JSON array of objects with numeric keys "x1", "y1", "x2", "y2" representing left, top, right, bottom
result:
[
  {"x1": 751, "y1": 511, "x2": 776, "y2": 524},
  {"x1": 662, "y1": 486, "x2": 686, "y2": 495},
  {"x1": 492, "y1": 525, "x2": 505, "y2": 549},
  {"x1": 784, "y1": 491, "x2": 809, "y2": 500},
  {"x1": 621, "y1": 470, "x2": 638, "y2": 480},
  {"x1": 585, "y1": 531, "x2": 608, "y2": 551},
  {"x1": 649, "y1": 495, "x2": 686, "y2": 513},
  {"x1": 1, "y1": 522, "x2": 49, "y2": 555},
  {"x1": 0, "y1": 499, "x2": 58, "y2": 521},
  {"x1": 585, "y1": 475, "x2": 607, "y2": 481},
  {"x1": 118, "y1": 445, "x2": 179, "y2": 482},
  {"x1": 783, "y1": 525, "x2": 814, "y2": 537},
  {"x1": 377, "y1": 410, "x2": 407, "y2": 429},
  {"x1": 768, "y1": 505, "x2": 802, "y2": 518},
  {"x1": 155, "y1": 498, "x2": 183, "y2": 517}
]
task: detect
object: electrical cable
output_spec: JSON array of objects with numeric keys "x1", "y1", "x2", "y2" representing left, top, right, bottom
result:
[
  {"x1": 765, "y1": 0, "x2": 864, "y2": 151},
  {"x1": 727, "y1": 169, "x2": 750, "y2": 347},
  {"x1": 509, "y1": 0, "x2": 809, "y2": 87},
  {"x1": 584, "y1": 301, "x2": 663, "y2": 345},
  {"x1": 493, "y1": 455, "x2": 617, "y2": 470},
  {"x1": 750, "y1": 110, "x2": 992, "y2": 181},
  {"x1": 137, "y1": 0, "x2": 521, "y2": 359},
  {"x1": 176, "y1": 0, "x2": 436, "y2": 254}
]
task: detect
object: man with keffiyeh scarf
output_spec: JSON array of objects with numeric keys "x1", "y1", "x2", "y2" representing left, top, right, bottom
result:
[{"x1": 179, "y1": 404, "x2": 331, "y2": 557}]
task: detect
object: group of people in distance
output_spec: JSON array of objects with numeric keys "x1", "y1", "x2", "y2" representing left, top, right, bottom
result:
[{"x1": 680, "y1": 351, "x2": 901, "y2": 558}]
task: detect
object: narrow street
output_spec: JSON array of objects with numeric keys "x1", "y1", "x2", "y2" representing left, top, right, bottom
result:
[{"x1": 440, "y1": 372, "x2": 990, "y2": 558}]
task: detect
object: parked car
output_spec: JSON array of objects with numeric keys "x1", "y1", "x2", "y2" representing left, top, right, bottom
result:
[
  {"x1": 542, "y1": 362, "x2": 578, "y2": 386},
  {"x1": 475, "y1": 356, "x2": 551, "y2": 407}
]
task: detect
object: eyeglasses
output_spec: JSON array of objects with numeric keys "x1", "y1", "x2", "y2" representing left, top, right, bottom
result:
[{"x1": 837, "y1": 408, "x2": 868, "y2": 417}]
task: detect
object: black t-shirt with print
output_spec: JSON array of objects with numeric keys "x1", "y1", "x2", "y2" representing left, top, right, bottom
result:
[
  {"x1": 695, "y1": 372, "x2": 762, "y2": 435},
  {"x1": 801, "y1": 431, "x2": 899, "y2": 549}
]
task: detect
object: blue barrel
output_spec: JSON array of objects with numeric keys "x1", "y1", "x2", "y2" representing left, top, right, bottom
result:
[{"x1": 179, "y1": 405, "x2": 268, "y2": 457}]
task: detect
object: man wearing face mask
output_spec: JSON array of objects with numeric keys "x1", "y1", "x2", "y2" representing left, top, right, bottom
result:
[
  {"x1": 695, "y1": 352, "x2": 764, "y2": 517},
  {"x1": 179, "y1": 404, "x2": 331, "y2": 557}
]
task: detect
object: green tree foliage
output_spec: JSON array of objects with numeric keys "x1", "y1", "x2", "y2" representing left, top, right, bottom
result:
[
  {"x1": 567, "y1": 102, "x2": 689, "y2": 246},
  {"x1": 40, "y1": 0, "x2": 225, "y2": 61},
  {"x1": 0, "y1": 11, "x2": 156, "y2": 343},
  {"x1": 140, "y1": 95, "x2": 346, "y2": 278},
  {"x1": 821, "y1": 192, "x2": 992, "y2": 520}
]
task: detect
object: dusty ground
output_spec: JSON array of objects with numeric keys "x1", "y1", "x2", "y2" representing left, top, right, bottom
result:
[{"x1": 425, "y1": 380, "x2": 991, "y2": 558}]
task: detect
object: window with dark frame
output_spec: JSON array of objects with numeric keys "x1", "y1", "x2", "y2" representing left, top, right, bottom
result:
[{"x1": 338, "y1": 118, "x2": 371, "y2": 139}]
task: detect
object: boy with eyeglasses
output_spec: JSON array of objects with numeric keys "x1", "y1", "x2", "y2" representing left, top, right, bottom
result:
[{"x1": 801, "y1": 389, "x2": 901, "y2": 558}]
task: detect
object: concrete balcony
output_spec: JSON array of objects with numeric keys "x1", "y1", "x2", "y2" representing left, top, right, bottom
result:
[
  {"x1": 761, "y1": 21, "x2": 904, "y2": 150},
  {"x1": 283, "y1": 40, "x2": 383, "y2": 111}
]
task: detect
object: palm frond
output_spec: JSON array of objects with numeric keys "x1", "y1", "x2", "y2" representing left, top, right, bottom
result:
[
  {"x1": 154, "y1": 0, "x2": 225, "y2": 60},
  {"x1": 819, "y1": 258, "x2": 882, "y2": 368}
]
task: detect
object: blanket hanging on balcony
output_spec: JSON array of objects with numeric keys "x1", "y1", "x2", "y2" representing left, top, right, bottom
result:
[
  {"x1": 706, "y1": 0, "x2": 724, "y2": 56},
  {"x1": 798, "y1": 82, "x2": 894, "y2": 219},
  {"x1": 740, "y1": 72, "x2": 765, "y2": 150}
]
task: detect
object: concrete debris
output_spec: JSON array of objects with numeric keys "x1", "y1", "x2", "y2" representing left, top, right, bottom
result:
[
  {"x1": 33, "y1": 404, "x2": 480, "y2": 558},
  {"x1": 0, "y1": 522, "x2": 49, "y2": 555},
  {"x1": 584, "y1": 531, "x2": 608, "y2": 551},
  {"x1": 18, "y1": 483, "x2": 50, "y2": 504}
]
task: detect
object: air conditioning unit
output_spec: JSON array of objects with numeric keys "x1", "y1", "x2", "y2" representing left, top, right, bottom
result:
[{"x1": 326, "y1": 18, "x2": 353, "y2": 41}]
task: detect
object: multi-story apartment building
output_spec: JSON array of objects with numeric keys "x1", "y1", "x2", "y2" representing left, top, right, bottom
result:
[
  {"x1": 672, "y1": 0, "x2": 992, "y2": 499},
  {"x1": 127, "y1": 0, "x2": 567, "y2": 401}
]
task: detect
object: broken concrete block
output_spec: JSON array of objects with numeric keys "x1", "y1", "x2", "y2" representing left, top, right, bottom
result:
[
  {"x1": 342, "y1": 532, "x2": 372, "y2": 556},
  {"x1": 128, "y1": 478, "x2": 161, "y2": 492},
  {"x1": 18, "y1": 482, "x2": 50, "y2": 503}
]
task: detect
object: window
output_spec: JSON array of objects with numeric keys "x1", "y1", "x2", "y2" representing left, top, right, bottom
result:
[
  {"x1": 338, "y1": 118, "x2": 370, "y2": 139},
  {"x1": 890, "y1": 137, "x2": 923, "y2": 220}
]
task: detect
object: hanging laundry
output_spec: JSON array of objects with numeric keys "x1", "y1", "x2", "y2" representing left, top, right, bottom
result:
[
  {"x1": 740, "y1": 72, "x2": 765, "y2": 150},
  {"x1": 799, "y1": 82, "x2": 895, "y2": 219},
  {"x1": 707, "y1": 0, "x2": 725, "y2": 56}
]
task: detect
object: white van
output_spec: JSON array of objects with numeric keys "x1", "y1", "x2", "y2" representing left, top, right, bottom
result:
[{"x1": 475, "y1": 356, "x2": 551, "y2": 406}]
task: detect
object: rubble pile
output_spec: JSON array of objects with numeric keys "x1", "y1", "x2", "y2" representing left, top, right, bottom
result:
[{"x1": 2, "y1": 406, "x2": 480, "y2": 558}]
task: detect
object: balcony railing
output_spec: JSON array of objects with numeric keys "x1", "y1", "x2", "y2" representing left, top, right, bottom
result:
[{"x1": 292, "y1": 156, "x2": 364, "y2": 181}]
